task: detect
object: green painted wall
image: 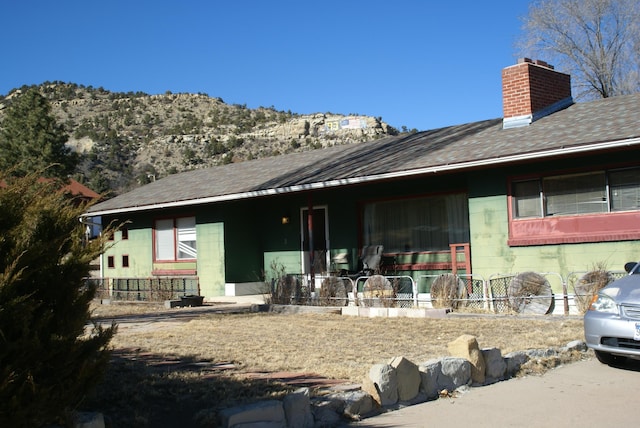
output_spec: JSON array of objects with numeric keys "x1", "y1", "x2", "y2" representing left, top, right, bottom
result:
[
  {"x1": 467, "y1": 168, "x2": 640, "y2": 293},
  {"x1": 102, "y1": 215, "x2": 153, "y2": 278},
  {"x1": 200, "y1": 200, "x2": 263, "y2": 284},
  {"x1": 195, "y1": 221, "x2": 225, "y2": 297}
]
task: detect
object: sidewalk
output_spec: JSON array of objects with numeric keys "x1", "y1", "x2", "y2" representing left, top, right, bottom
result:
[{"x1": 350, "y1": 358, "x2": 640, "y2": 427}]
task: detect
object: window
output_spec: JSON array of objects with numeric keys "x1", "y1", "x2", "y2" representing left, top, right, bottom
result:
[
  {"x1": 512, "y1": 180, "x2": 541, "y2": 218},
  {"x1": 121, "y1": 227, "x2": 129, "y2": 240},
  {"x1": 512, "y1": 167, "x2": 640, "y2": 219},
  {"x1": 544, "y1": 172, "x2": 606, "y2": 216},
  {"x1": 122, "y1": 255, "x2": 129, "y2": 268},
  {"x1": 363, "y1": 193, "x2": 469, "y2": 252},
  {"x1": 107, "y1": 255, "x2": 115, "y2": 268},
  {"x1": 610, "y1": 168, "x2": 640, "y2": 211},
  {"x1": 509, "y1": 166, "x2": 640, "y2": 246},
  {"x1": 154, "y1": 216, "x2": 197, "y2": 261}
]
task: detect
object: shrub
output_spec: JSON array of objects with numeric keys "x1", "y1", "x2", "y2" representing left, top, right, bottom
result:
[{"x1": 0, "y1": 173, "x2": 116, "y2": 427}]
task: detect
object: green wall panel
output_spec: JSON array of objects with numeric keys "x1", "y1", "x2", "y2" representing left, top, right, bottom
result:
[
  {"x1": 468, "y1": 170, "x2": 640, "y2": 292},
  {"x1": 196, "y1": 222, "x2": 225, "y2": 297},
  {"x1": 264, "y1": 251, "x2": 302, "y2": 282},
  {"x1": 102, "y1": 217, "x2": 153, "y2": 278}
]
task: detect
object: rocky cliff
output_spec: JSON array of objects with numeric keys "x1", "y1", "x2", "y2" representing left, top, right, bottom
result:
[{"x1": 0, "y1": 83, "x2": 398, "y2": 194}]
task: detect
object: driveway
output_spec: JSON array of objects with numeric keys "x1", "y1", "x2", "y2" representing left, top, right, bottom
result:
[{"x1": 352, "y1": 358, "x2": 640, "y2": 427}]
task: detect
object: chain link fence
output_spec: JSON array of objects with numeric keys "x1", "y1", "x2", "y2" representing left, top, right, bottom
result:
[
  {"x1": 87, "y1": 277, "x2": 200, "y2": 302},
  {"x1": 90, "y1": 267, "x2": 632, "y2": 315}
]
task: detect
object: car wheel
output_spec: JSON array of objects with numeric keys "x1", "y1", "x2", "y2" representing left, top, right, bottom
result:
[{"x1": 594, "y1": 350, "x2": 626, "y2": 365}]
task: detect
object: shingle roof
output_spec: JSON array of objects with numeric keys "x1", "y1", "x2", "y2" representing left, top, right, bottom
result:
[{"x1": 87, "y1": 93, "x2": 640, "y2": 215}]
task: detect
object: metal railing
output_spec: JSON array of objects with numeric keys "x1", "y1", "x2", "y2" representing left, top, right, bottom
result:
[{"x1": 91, "y1": 268, "x2": 631, "y2": 315}]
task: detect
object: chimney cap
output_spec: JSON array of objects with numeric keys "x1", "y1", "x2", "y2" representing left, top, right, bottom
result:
[{"x1": 517, "y1": 57, "x2": 554, "y2": 70}]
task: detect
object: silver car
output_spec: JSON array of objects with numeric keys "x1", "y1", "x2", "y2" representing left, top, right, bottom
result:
[{"x1": 584, "y1": 261, "x2": 640, "y2": 364}]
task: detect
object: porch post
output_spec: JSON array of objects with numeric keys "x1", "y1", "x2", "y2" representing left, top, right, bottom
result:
[{"x1": 307, "y1": 193, "x2": 315, "y2": 291}]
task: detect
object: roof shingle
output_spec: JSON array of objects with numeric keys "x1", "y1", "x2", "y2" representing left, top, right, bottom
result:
[{"x1": 87, "y1": 93, "x2": 640, "y2": 215}]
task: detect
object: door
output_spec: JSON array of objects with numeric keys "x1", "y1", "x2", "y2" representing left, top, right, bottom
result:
[{"x1": 301, "y1": 206, "x2": 329, "y2": 277}]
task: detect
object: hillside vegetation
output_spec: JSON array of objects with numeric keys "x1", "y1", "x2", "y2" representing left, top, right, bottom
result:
[{"x1": 0, "y1": 83, "x2": 399, "y2": 195}]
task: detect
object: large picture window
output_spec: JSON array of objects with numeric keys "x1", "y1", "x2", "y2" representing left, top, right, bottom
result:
[
  {"x1": 512, "y1": 167, "x2": 640, "y2": 219},
  {"x1": 363, "y1": 193, "x2": 469, "y2": 252},
  {"x1": 154, "y1": 216, "x2": 197, "y2": 261}
]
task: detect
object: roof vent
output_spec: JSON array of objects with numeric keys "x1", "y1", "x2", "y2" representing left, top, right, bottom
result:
[{"x1": 502, "y1": 58, "x2": 573, "y2": 129}]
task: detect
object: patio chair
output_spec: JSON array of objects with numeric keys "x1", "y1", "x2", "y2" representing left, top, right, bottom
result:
[{"x1": 339, "y1": 245, "x2": 384, "y2": 278}]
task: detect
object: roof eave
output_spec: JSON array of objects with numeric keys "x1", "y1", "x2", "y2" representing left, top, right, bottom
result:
[{"x1": 84, "y1": 136, "x2": 640, "y2": 217}]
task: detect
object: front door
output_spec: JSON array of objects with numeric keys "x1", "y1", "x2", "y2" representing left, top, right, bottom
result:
[{"x1": 301, "y1": 206, "x2": 329, "y2": 278}]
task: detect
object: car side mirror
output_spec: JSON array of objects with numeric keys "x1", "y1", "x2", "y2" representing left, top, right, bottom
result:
[{"x1": 624, "y1": 261, "x2": 640, "y2": 274}]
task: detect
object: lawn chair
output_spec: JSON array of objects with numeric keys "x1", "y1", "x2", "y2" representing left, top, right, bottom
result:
[{"x1": 338, "y1": 245, "x2": 383, "y2": 278}]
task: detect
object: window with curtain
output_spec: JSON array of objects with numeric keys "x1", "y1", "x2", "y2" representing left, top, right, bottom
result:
[
  {"x1": 512, "y1": 167, "x2": 640, "y2": 218},
  {"x1": 154, "y1": 216, "x2": 197, "y2": 261},
  {"x1": 363, "y1": 193, "x2": 469, "y2": 252}
]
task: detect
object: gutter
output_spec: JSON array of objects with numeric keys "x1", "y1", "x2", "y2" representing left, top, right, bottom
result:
[{"x1": 85, "y1": 136, "x2": 640, "y2": 217}]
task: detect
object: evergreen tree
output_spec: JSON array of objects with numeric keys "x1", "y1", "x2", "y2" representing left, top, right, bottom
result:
[
  {"x1": 0, "y1": 172, "x2": 115, "y2": 426},
  {"x1": 0, "y1": 88, "x2": 78, "y2": 178}
]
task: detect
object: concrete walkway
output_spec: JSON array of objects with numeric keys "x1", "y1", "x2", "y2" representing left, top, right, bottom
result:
[{"x1": 351, "y1": 358, "x2": 640, "y2": 427}]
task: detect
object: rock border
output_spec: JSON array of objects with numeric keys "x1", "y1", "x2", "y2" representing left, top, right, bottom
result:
[{"x1": 216, "y1": 338, "x2": 588, "y2": 427}]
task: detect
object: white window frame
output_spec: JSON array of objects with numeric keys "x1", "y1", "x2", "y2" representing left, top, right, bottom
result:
[{"x1": 154, "y1": 216, "x2": 197, "y2": 261}]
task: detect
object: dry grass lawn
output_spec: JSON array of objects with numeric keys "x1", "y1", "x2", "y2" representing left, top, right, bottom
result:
[{"x1": 84, "y1": 302, "x2": 587, "y2": 427}]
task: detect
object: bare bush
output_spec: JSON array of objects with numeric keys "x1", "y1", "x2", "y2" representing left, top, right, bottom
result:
[
  {"x1": 431, "y1": 273, "x2": 467, "y2": 309},
  {"x1": 574, "y1": 269, "x2": 614, "y2": 314},
  {"x1": 508, "y1": 272, "x2": 554, "y2": 314}
]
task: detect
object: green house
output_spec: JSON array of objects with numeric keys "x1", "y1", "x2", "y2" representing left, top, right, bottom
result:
[{"x1": 85, "y1": 59, "x2": 640, "y2": 306}]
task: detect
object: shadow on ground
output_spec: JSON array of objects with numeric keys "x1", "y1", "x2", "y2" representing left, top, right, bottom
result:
[{"x1": 81, "y1": 348, "x2": 291, "y2": 428}]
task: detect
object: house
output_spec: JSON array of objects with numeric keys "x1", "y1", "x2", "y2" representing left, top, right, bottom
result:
[{"x1": 84, "y1": 59, "x2": 640, "y2": 306}]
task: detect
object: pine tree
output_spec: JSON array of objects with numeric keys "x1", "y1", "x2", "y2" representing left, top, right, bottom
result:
[
  {"x1": 0, "y1": 88, "x2": 78, "y2": 178},
  {"x1": 0, "y1": 172, "x2": 115, "y2": 427}
]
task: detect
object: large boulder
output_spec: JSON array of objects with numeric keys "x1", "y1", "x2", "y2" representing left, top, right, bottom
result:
[
  {"x1": 439, "y1": 357, "x2": 472, "y2": 391},
  {"x1": 218, "y1": 400, "x2": 285, "y2": 427},
  {"x1": 311, "y1": 401, "x2": 341, "y2": 428},
  {"x1": 419, "y1": 357, "x2": 471, "y2": 398},
  {"x1": 481, "y1": 348, "x2": 507, "y2": 384},
  {"x1": 504, "y1": 350, "x2": 530, "y2": 377},
  {"x1": 337, "y1": 390, "x2": 376, "y2": 419},
  {"x1": 283, "y1": 388, "x2": 313, "y2": 428},
  {"x1": 389, "y1": 356, "x2": 421, "y2": 402},
  {"x1": 362, "y1": 363, "x2": 398, "y2": 406},
  {"x1": 448, "y1": 334, "x2": 486, "y2": 384},
  {"x1": 418, "y1": 359, "x2": 442, "y2": 399}
]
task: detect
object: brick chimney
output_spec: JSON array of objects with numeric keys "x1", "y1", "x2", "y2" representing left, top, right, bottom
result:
[{"x1": 502, "y1": 58, "x2": 573, "y2": 129}]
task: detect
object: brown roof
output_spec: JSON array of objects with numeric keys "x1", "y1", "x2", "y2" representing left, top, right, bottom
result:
[
  {"x1": 87, "y1": 93, "x2": 640, "y2": 216},
  {"x1": 62, "y1": 179, "x2": 101, "y2": 199},
  {"x1": 1, "y1": 177, "x2": 100, "y2": 200}
]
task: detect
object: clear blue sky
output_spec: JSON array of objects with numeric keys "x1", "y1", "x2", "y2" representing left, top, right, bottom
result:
[{"x1": 1, "y1": 1, "x2": 532, "y2": 131}]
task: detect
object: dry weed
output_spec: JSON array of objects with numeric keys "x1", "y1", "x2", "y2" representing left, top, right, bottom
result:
[{"x1": 86, "y1": 303, "x2": 585, "y2": 427}]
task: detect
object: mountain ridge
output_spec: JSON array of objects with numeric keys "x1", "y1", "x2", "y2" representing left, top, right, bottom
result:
[{"x1": 0, "y1": 82, "x2": 402, "y2": 195}]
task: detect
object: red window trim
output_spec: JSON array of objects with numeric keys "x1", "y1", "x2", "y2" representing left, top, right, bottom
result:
[
  {"x1": 507, "y1": 166, "x2": 640, "y2": 246},
  {"x1": 508, "y1": 208, "x2": 640, "y2": 246},
  {"x1": 151, "y1": 269, "x2": 197, "y2": 276}
]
